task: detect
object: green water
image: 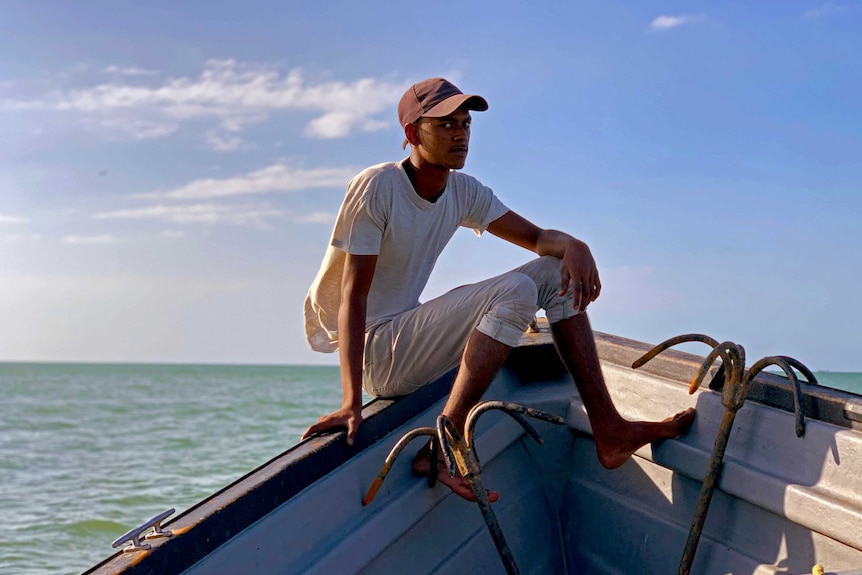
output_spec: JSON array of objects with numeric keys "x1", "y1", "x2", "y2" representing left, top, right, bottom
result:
[
  {"x1": 0, "y1": 363, "x2": 342, "y2": 575},
  {"x1": 814, "y1": 371, "x2": 862, "y2": 395}
]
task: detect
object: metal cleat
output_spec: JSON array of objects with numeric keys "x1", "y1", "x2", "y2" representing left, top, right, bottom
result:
[{"x1": 111, "y1": 508, "x2": 175, "y2": 553}]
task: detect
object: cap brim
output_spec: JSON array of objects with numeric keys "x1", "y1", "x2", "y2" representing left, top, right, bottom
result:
[{"x1": 422, "y1": 94, "x2": 488, "y2": 118}]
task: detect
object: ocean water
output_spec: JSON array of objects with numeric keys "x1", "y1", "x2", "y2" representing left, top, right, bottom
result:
[
  {"x1": 1, "y1": 363, "x2": 860, "y2": 575},
  {"x1": 0, "y1": 363, "x2": 343, "y2": 575}
]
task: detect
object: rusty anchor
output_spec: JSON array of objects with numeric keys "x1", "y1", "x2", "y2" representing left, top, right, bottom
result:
[
  {"x1": 633, "y1": 333, "x2": 817, "y2": 575},
  {"x1": 362, "y1": 400, "x2": 565, "y2": 575}
]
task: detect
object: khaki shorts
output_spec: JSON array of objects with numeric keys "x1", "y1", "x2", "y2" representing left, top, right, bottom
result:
[{"x1": 362, "y1": 256, "x2": 577, "y2": 397}]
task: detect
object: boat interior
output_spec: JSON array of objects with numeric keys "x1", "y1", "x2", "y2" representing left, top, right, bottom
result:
[{"x1": 86, "y1": 326, "x2": 862, "y2": 575}]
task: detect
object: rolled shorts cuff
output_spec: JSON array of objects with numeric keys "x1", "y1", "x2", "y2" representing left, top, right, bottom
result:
[
  {"x1": 476, "y1": 316, "x2": 528, "y2": 348},
  {"x1": 545, "y1": 301, "x2": 580, "y2": 324}
]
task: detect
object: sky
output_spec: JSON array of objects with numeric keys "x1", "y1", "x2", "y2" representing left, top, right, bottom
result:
[{"x1": 1, "y1": 1, "x2": 860, "y2": 370}]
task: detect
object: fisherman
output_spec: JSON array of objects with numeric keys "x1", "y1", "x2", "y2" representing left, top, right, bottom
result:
[{"x1": 302, "y1": 77, "x2": 695, "y2": 502}]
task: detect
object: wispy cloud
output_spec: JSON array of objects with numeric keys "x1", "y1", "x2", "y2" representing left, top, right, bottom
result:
[
  {"x1": 137, "y1": 162, "x2": 355, "y2": 200},
  {"x1": 103, "y1": 65, "x2": 159, "y2": 77},
  {"x1": 650, "y1": 14, "x2": 706, "y2": 31},
  {"x1": 804, "y1": 3, "x2": 850, "y2": 18},
  {"x1": 62, "y1": 234, "x2": 123, "y2": 245},
  {"x1": 204, "y1": 130, "x2": 249, "y2": 151},
  {"x1": 0, "y1": 213, "x2": 30, "y2": 225},
  {"x1": 295, "y1": 211, "x2": 336, "y2": 225},
  {"x1": 94, "y1": 203, "x2": 285, "y2": 227},
  {"x1": 99, "y1": 117, "x2": 178, "y2": 140},
  {"x1": 3, "y1": 60, "x2": 408, "y2": 149}
]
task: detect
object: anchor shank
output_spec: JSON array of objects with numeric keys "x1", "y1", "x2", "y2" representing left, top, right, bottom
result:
[{"x1": 679, "y1": 408, "x2": 738, "y2": 575}]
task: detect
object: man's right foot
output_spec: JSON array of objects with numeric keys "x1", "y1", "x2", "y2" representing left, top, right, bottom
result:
[{"x1": 411, "y1": 444, "x2": 500, "y2": 503}]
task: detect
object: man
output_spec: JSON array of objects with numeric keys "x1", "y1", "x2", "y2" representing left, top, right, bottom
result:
[{"x1": 303, "y1": 78, "x2": 694, "y2": 502}]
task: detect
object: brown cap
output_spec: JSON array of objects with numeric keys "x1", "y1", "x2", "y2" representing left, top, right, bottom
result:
[{"x1": 398, "y1": 78, "x2": 488, "y2": 127}]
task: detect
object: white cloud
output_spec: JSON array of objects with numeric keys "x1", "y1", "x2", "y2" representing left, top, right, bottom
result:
[
  {"x1": 138, "y1": 162, "x2": 355, "y2": 200},
  {"x1": 100, "y1": 117, "x2": 178, "y2": 140},
  {"x1": 0, "y1": 213, "x2": 30, "y2": 225},
  {"x1": 62, "y1": 234, "x2": 123, "y2": 245},
  {"x1": 204, "y1": 130, "x2": 249, "y2": 152},
  {"x1": 93, "y1": 203, "x2": 285, "y2": 227},
  {"x1": 3, "y1": 60, "x2": 408, "y2": 148},
  {"x1": 295, "y1": 211, "x2": 336, "y2": 225},
  {"x1": 104, "y1": 65, "x2": 159, "y2": 77},
  {"x1": 650, "y1": 14, "x2": 705, "y2": 31}
]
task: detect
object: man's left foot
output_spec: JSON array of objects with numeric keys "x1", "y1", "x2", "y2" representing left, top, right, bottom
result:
[
  {"x1": 411, "y1": 443, "x2": 500, "y2": 503},
  {"x1": 594, "y1": 407, "x2": 696, "y2": 469}
]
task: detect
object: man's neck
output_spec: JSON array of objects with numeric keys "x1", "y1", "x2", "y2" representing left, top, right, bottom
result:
[{"x1": 403, "y1": 157, "x2": 449, "y2": 203}]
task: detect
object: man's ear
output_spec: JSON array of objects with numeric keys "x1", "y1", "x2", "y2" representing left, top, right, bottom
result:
[{"x1": 404, "y1": 123, "x2": 421, "y2": 147}]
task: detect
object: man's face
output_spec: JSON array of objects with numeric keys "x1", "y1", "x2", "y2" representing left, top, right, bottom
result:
[{"x1": 414, "y1": 108, "x2": 472, "y2": 170}]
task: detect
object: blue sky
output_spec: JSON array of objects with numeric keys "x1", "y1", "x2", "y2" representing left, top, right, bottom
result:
[{"x1": 1, "y1": 1, "x2": 860, "y2": 370}]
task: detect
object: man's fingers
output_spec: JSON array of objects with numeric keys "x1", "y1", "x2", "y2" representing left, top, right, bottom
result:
[
  {"x1": 302, "y1": 420, "x2": 331, "y2": 440},
  {"x1": 346, "y1": 417, "x2": 361, "y2": 446},
  {"x1": 575, "y1": 278, "x2": 599, "y2": 312},
  {"x1": 559, "y1": 269, "x2": 571, "y2": 296},
  {"x1": 302, "y1": 411, "x2": 361, "y2": 446},
  {"x1": 302, "y1": 416, "x2": 332, "y2": 438},
  {"x1": 301, "y1": 423, "x2": 320, "y2": 440},
  {"x1": 572, "y1": 273, "x2": 603, "y2": 311},
  {"x1": 302, "y1": 414, "x2": 343, "y2": 440}
]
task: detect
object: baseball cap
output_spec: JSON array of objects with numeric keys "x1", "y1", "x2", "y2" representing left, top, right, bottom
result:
[{"x1": 398, "y1": 78, "x2": 488, "y2": 128}]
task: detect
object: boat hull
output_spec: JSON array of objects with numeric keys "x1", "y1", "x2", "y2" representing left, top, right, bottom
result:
[{"x1": 85, "y1": 330, "x2": 862, "y2": 575}]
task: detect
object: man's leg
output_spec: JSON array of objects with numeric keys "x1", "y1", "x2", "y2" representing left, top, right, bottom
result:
[
  {"x1": 551, "y1": 313, "x2": 695, "y2": 469},
  {"x1": 411, "y1": 329, "x2": 512, "y2": 502},
  {"x1": 441, "y1": 330, "x2": 513, "y2": 430},
  {"x1": 364, "y1": 270, "x2": 537, "y2": 399},
  {"x1": 364, "y1": 270, "x2": 538, "y2": 502},
  {"x1": 512, "y1": 256, "x2": 695, "y2": 469}
]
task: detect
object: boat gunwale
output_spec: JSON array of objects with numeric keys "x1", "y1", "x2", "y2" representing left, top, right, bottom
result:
[{"x1": 592, "y1": 330, "x2": 862, "y2": 433}]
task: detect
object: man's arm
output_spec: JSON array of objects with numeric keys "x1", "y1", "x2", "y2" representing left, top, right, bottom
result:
[
  {"x1": 302, "y1": 253, "x2": 378, "y2": 445},
  {"x1": 486, "y1": 210, "x2": 601, "y2": 311}
]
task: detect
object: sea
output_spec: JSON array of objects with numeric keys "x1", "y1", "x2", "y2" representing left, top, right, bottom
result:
[{"x1": 1, "y1": 363, "x2": 860, "y2": 575}]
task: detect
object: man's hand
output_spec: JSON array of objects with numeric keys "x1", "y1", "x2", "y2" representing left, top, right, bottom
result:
[
  {"x1": 485, "y1": 212, "x2": 602, "y2": 313},
  {"x1": 559, "y1": 239, "x2": 602, "y2": 312},
  {"x1": 302, "y1": 406, "x2": 363, "y2": 446}
]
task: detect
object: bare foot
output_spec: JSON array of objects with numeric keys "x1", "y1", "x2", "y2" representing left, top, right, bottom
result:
[
  {"x1": 411, "y1": 444, "x2": 500, "y2": 503},
  {"x1": 593, "y1": 408, "x2": 696, "y2": 470}
]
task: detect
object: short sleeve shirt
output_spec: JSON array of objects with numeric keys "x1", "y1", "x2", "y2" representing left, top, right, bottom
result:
[{"x1": 304, "y1": 160, "x2": 509, "y2": 352}]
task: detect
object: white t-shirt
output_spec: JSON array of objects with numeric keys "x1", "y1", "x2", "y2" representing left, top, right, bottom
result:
[{"x1": 304, "y1": 160, "x2": 509, "y2": 353}]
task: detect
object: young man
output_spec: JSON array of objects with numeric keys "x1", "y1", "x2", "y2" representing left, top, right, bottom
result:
[{"x1": 303, "y1": 78, "x2": 695, "y2": 502}]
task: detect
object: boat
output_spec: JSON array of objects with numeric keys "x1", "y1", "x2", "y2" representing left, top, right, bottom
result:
[{"x1": 83, "y1": 324, "x2": 862, "y2": 574}]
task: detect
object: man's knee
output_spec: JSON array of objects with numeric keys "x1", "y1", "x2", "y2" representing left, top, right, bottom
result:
[
  {"x1": 516, "y1": 256, "x2": 578, "y2": 322},
  {"x1": 529, "y1": 255, "x2": 564, "y2": 286},
  {"x1": 497, "y1": 271, "x2": 539, "y2": 316},
  {"x1": 500, "y1": 271, "x2": 539, "y2": 310},
  {"x1": 480, "y1": 272, "x2": 538, "y2": 342}
]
